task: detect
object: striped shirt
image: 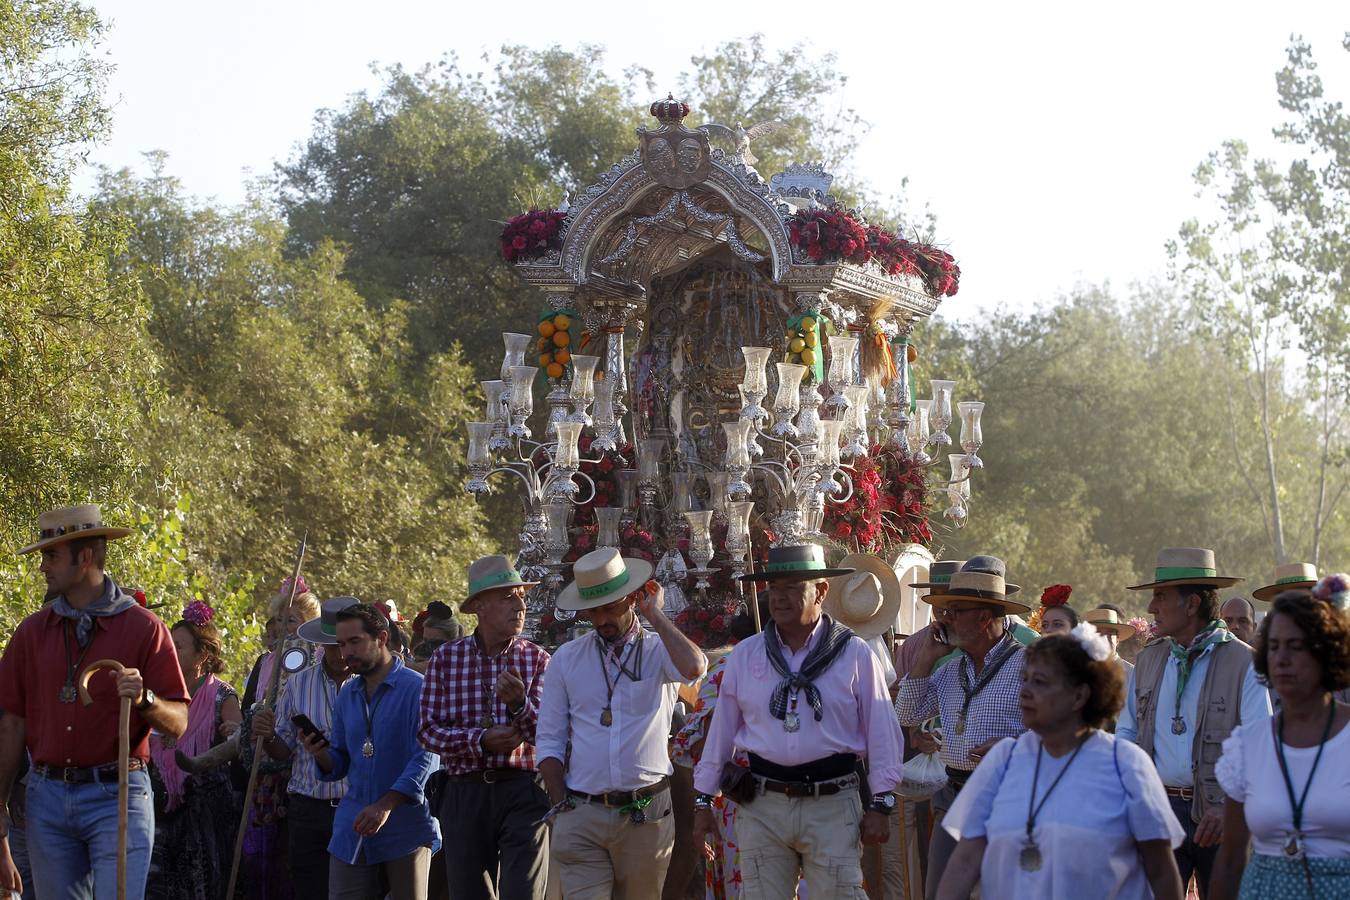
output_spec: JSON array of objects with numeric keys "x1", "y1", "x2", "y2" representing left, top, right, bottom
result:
[
  {"x1": 418, "y1": 633, "x2": 550, "y2": 775},
  {"x1": 275, "y1": 660, "x2": 351, "y2": 800}
]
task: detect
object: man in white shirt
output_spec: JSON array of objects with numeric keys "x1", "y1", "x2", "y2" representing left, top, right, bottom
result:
[{"x1": 536, "y1": 548, "x2": 706, "y2": 900}]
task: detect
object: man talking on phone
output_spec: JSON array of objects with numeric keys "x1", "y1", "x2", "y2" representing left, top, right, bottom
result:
[
  {"x1": 895, "y1": 557, "x2": 1032, "y2": 900},
  {"x1": 253, "y1": 596, "x2": 356, "y2": 900}
]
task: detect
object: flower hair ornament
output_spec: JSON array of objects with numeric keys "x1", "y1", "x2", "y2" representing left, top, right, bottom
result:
[
  {"x1": 1312, "y1": 574, "x2": 1350, "y2": 612},
  {"x1": 1027, "y1": 583, "x2": 1073, "y2": 631},
  {"x1": 278, "y1": 575, "x2": 310, "y2": 597},
  {"x1": 183, "y1": 600, "x2": 215, "y2": 627},
  {"x1": 1070, "y1": 622, "x2": 1113, "y2": 662}
]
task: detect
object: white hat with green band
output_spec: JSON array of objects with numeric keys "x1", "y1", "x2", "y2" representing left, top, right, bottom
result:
[
  {"x1": 1251, "y1": 562, "x2": 1318, "y2": 602},
  {"x1": 1126, "y1": 547, "x2": 1243, "y2": 591},
  {"x1": 736, "y1": 543, "x2": 855, "y2": 582},
  {"x1": 556, "y1": 547, "x2": 655, "y2": 612},
  {"x1": 462, "y1": 555, "x2": 540, "y2": 614}
]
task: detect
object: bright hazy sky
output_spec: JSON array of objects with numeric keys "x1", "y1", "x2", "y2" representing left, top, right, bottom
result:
[{"x1": 80, "y1": 1, "x2": 1349, "y2": 322}]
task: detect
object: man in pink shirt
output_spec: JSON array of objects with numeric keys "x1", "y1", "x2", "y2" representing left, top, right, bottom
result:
[{"x1": 692, "y1": 544, "x2": 905, "y2": 899}]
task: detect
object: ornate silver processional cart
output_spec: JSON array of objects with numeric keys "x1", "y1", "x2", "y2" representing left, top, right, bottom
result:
[{"x1": 467, "y1": 97, "x2": 987, "y2": 646}]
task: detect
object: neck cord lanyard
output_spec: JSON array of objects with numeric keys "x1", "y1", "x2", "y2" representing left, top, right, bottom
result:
[
  {"x1": 596, "y1": 630, "x2": 642, "y2": 727},
  {"x1": 955, "y1": 636, "x2": 1016, "y2": 735},
  {"x1": 1019, "y1": 734, "x2": 1089, "y2": 871},
  {"x1": 1274, "y1": 702, "x2": 1336, "y2": 861},
  {"x1": 60, "y1": 621, "x2": 94, "y2": 703},
  {"x1": 359, "y1": 678, "x2": 388, "y2": 758},
  {"x1": 475, "y1": 634, "x2": 511, "y2": 728}
]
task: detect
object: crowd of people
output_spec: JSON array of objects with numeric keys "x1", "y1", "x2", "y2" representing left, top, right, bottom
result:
[{"x1": 0, "y1": 502, "x2": 1348, "y2": 900}]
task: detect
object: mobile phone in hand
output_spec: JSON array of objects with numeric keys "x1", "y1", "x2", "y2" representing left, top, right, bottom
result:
[
  {"x1": 290, "y1": 713, "x2": 328, "y2": 746},
  {"x1": 933, "y1": 623, "x2": 950, "y2": 645}
]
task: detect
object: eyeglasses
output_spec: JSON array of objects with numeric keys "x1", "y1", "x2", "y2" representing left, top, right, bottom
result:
[{"x1": 933, "y1": 606, "x2": 989, "y2": 620}]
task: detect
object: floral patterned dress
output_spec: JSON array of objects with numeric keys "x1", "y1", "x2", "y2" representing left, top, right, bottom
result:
[{"x1": 147, "y1": 680, "x2": 240, "y2": 900}]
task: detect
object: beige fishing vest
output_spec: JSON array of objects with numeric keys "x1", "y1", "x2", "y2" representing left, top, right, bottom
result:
[{"x1": 1132, "y1": 637, "x2": 1252, "y2": 822}]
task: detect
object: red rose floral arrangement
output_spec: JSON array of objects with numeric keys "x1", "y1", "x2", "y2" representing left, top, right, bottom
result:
[
  {"x1": 786, "y1": 209, "x2": 961, "y2": 298},
  {"x1": 1027, "y1": 584, "x2": 1073, "y2": 632},
  {"x1": 822, "y1": 443, "x2": 933, "y2": 554},
  {"x1": 500, "y1": 209, "x2": 567, "y2": 263},
  {"x1": 787, "y1": 208, "x2": 870, "y2": 265}
]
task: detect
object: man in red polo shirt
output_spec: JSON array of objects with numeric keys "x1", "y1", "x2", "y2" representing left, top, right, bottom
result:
[{"x1": 0, "y1": 505, "x2": 189, "y2": 899}]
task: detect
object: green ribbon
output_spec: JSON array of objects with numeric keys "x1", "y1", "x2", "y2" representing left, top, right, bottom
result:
[
  {"x1": 764, "y1": 559, "x2": 827, "y2": 573},
  {"x1": 1276, "y1": 574, "x2": 1313, "y2": 585},
  {"x1": 321, "y1": 619, "x2": 336, "y2": 636},
  {"x1": 927, "y1": 574, "x2": 953, "y2": 585},
  {"x1": 469, "y1": 569, "x2": 523, "y2": 596},
  {"x1": 538, "y1": 306, "x2": 580, "y2": 323},
  {"x1": 578, "y1": 570, "x2": 632, "y2": 600},
  {"x1": 785, "y1": 310, "x2": 827, "y2": 385},
  {"x1": 1154, "y1": 566, "x2": 1218, "y2": 581},
  {"x1": 891, "y1": 335, "x2": 917, "y2": 413}
]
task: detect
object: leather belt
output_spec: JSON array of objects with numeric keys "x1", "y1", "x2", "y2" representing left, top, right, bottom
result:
[
  {"x1": 756, "y1": 772, "x2": 858, "y2": 799},
  {"x1": 446, "y1": 768, "x2": 535, "y2": 784},
  {"x1": 569, "y1": 777, "x2": 669, "y2": 808},
  {"x1": 1164, "y1": 785, "x2": 1195, "y2": 801},
  {"x1": 33, "y1": 759, "x2": 145, "y2": 783},
  {"x1": 288, "y1": 792, "x2": 342, "y2": 808}
]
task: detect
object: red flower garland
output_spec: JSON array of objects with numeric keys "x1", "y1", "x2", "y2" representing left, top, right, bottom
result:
[
  {"x1": 786, "y1": 209, "x2": 961, "y2": 298},
  {"x1": 500, "y1": 209, "x2": 567, "y2": 263}
]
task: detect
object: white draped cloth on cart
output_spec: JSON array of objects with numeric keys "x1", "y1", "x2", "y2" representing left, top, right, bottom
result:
[{"x1": 941, "y1": 730, "x2": 1183, "y2": 899}]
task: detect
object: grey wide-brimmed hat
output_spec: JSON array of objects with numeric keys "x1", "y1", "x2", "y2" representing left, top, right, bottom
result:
[
  {"x1": 737, "y1": 544, "x2": 855, "y2": 582},
  {"x1": 1127, "y1": 548, "x2": 1243, "y2": 591},
  {"x1": 462, "y1": 555, "x2": 539, "y2": 614},
  {"x1": 556, "y1": 548, "x2": 654, "y2": 612},
  {"x1": 908, "y1": 560, "x2": 965, "y2": 592},
  {"x1": 296, "y1": 596, "x2": 362, "y2": 645}
]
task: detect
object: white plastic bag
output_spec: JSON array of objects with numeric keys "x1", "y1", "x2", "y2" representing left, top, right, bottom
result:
[{"x1": 897, "y1": 751, "x2": 947, "y2": 800}]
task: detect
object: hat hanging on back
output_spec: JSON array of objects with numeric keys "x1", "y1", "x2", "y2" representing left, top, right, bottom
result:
[
  {"x1": 1127, "y1": 548, "x2": 1243, "y2": 591},
  {"x1": 823, "y1": 554, "x2": 903, "y2": 640},
  {"x1": 18, "y1": 504, "x2": 133, "y2": 555},
  {"x1": 462, "y1": 555, "x2": 540, "y2": 614},
  {"x1": 556, "y1": 548, "x2": 654, "y2": 612},
  {"x1": 737, "y1": 544, "x2": 855, "y2": 583},
  {"x1": 1251, "y1": 563, "x2": 1318, "y2": 603}
]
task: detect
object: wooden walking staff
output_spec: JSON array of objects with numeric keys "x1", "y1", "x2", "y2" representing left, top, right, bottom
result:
[
  {"x1": 78, "y1": 659, "x2": 131, "y2": 900},
  {"x1": 225, "y1": 532, "x2": 308, "y2": 899}
]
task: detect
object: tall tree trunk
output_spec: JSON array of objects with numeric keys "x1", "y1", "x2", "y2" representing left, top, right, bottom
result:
[{"x1": 1257, "y1": 333, "x2": 1287, "y2": 564}]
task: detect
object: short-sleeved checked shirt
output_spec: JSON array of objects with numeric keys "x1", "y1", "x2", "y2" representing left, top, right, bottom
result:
[
  {"x1": 895, "y1": 630, "x2": 1025, "y2": 771},
  {"x1": 417, "y1": 632, "x2": 550, "y2": 775}
]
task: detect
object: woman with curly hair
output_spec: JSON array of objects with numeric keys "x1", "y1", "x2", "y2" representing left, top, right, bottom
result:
[
  {"x1": 1211, "y1": 577, "x2": 1350, "y2": 899},
  {"x1": 148, "y1": 602, "x2": 242, "y2": 900},
  {"x1": 936, "y1": 626, "x2": 1184, "y2": 899}
]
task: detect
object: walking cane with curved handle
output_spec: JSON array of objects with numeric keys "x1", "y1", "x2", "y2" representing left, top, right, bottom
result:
[{"x1": 79, "y1": 659, "x2": 130, "y2": 900}]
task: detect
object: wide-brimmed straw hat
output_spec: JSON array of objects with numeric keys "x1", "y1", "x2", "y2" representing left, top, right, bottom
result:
[
  {"x1": 823, "y1": 554, "x2": 903, "y2": 640},
  {"x1": 1127, "y1": 548, "x2": 1243, "y2": 591},
  {"x1": 922, "y1": 570, "x2": 1032, "y2": 615},
  {"x1": 18, "y1": 504, "x2": 133, "y2": 556},
  {"x1": 462, "y1": 555, "x2": 540, "y2": 614},
  {"x1": 297, "y1": 596, "x2": 362, "y2": 645},
  {"x1": 737, "y1": 544, "x2": 854, "y2": 583},
  {"x1": 1084, "y1": 606, "x2": 1137, "y2": 640},
  {"x1": 557, "y1": 548, "x2": 654, "y2": 612},
  {"x1": 1252, "y1": 563, "x2": 1318, "y2": 603}
]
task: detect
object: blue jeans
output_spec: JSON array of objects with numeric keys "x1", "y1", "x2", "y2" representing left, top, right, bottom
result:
[{"x1": 26, "y1": 767, "x2": 155, "y2": 900}]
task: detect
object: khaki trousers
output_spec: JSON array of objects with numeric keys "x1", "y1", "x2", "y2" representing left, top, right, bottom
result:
[
  {"x1": 328, "y1": 845, "x2": 433, "y2": 900},
  {"x1": 734, "y1": 787, "x2": 867, "y2": 900},
  {"x1": 880, "y1": 801, "x2": 924, "y2": 899},
  {"x1": 550, "y1": 788, "x2": 674, "y2": 899}
]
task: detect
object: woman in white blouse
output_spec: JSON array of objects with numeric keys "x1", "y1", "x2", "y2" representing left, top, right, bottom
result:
[
  {"x1": 1211, "y1": 581, "x2": 1350, "y2": 899},
  {"x1": 936, "y1": 625, "x2": 1184, "y2": 900}
]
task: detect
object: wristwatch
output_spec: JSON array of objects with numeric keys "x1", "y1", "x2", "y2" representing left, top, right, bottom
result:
[
  {"x1": 693, "y1": 792, "x2": 715, "y2": 810},
  {"x1": 868, "y1": 792, "x2": 897, "y2": 814},
  {"x1": 136, "y1": 688, "x2": 156, "y2": 711}
]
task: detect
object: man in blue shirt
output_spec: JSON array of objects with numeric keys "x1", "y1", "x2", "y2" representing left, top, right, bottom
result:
[{"x1": 299, "y1": 603, "x2": 440, "y2": 900}]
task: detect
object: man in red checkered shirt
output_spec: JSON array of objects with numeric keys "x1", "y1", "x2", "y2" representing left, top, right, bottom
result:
[{"x1": 418, "y1": 555, "x2": 551, "y2": 900}]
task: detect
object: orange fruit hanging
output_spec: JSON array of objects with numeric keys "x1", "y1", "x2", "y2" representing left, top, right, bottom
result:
[
  {"x1": 554, "y1": 349, "x2": 571, "y2": 365},
  {"x1": 539, "y1": 321, "x2": 556, "y2": 338},
  {"x1": 546, "y1": 362, "x2": 565, "y2": 379},
  {"x1": 552, "y1": 331, "x2": 570, "y2": 348}
]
